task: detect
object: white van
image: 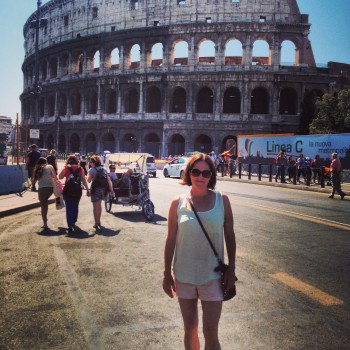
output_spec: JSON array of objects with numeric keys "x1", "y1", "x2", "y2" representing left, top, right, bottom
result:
[{"x1": 145, "y1": 155, "x2": 157, "y2": 177}]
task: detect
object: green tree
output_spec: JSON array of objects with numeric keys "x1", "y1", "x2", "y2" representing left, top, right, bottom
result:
[{"x1": 309, "y1": 87, "x2": 350, "y2": 134}]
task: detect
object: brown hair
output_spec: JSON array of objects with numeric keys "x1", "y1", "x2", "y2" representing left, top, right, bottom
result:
[
  {"x1": 90, "y1": 155, "x2": 102, "y2": 167},
  {"x1": 65, "y1": 154, "x2": 79, "y2": 165},
  {"x1": 180, "y1": 153, "x2": 216, "y2": 189}
]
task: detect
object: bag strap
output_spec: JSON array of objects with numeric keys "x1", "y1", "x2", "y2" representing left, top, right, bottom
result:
[{"x1": 187, "y1": 198, "x2": 223, "y2": 266}]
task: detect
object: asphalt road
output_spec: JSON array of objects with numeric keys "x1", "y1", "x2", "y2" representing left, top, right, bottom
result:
[{"x1": 1, "y1": 173, "x2": 349, "y2": 350}]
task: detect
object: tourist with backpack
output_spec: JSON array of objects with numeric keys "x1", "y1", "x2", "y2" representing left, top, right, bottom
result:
[
  {"x1": 59, "y1": 154, "x2": 90, "y2": 233},
  {"x1": 87, "y1": 155, "x2": 113, "y2": 229}
]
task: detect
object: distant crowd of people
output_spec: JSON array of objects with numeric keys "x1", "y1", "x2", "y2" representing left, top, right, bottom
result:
[{"x1": 273, "y1": 150, "x2": 345, "y2": 199}]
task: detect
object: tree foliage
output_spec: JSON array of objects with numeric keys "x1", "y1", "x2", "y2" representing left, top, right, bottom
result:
[{"x1": 309, "y1": 87, "x2": 350, "y2": 134}]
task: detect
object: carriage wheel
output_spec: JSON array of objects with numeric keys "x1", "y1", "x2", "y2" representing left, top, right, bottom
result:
[
  {"x1": 142, "y1": 200, "x2": 154, "y2": 221},
  {"x1": 105, "y1": 196, "x2": 113, "y2": 212}
]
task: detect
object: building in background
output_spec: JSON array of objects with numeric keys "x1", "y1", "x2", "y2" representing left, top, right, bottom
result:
[{"x1": 20, "y1": 0, "x2": 350, "y2": 157}]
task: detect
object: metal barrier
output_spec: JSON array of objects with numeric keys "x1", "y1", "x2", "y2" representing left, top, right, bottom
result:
[{"x1": 236, "y1": 163, "x2": 335, "y2": 188}]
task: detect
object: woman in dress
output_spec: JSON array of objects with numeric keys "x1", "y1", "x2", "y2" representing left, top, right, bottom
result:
[
  {"x1": 163, "y1": 153, "x2": 236, "y2": 350},
  {"x1": 59, "y1": 154, "x2": 90, "y2": 232},
  {"x1": 32, "y1": 157, "x2": 57, "y2": 228},
  {"x1": 87, "y1": 155, "x2": 113, "y2": 229}
]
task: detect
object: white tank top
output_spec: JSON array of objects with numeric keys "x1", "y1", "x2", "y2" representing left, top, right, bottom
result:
[{"x1": 173, "y1": 191, "x2": 224, "y2": 285}]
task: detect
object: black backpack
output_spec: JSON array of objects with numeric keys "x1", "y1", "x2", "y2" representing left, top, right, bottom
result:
[
  {"x1": 91, "y1": 168, "x2": 109, "y2": 194},
  {"x1": 63, "y1": 167, "x2": 82, "y2": 197}
]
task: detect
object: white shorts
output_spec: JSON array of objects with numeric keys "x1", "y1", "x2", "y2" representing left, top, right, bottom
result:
[{"x1": 175, "y1": 278, "x2": 223, "y2": 301}]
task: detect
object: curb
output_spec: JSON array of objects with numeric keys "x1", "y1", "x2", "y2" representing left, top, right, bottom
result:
[
  {"x1": 0, "y1": 198, "x2": 56, "y2": 218},
  {"x1": 217, "y1": 176, "x2": 350, "y2": 195}
]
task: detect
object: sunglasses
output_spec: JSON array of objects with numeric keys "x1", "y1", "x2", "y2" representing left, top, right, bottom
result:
[{"x1": 190, "y1": 169, "x2": 212, "y2": 178}]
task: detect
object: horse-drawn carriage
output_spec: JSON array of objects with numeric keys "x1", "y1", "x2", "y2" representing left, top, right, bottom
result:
[{"x1": 104, "y1": 153, "x2": 155, "y2": 221}]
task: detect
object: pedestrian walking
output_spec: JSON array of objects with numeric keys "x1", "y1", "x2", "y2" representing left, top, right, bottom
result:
[
  {"x1": 32, "y1": 157, "x2": 57, "y2": 229},
  {"x1": 328, "y1": 153, "x2": 345, "y2": 200},
  {"x1": 87, "y1": 155, "x2": 113, "y2": 229},
  {"x1": 46, "y1": 149, "x2": 58, "y2": 175},
  {"x1": 287, "y1": 156, "x2": 296, "y2": 182},
  {"x1": 275, "y1": 150, "x2": 287, "y2": 183},
  {"x1": 27, "y1": 144, "x2": 41, "y2": 191},
  {"x1": 79, "y1": 155, "x2": 88, "y2": 176},
  {"x1": 311, "y1": 155, "x2": 322, "y2": 184},
  {"x1": 163, "y1": 153, "x2": 237, "y2": 350},
  {"x1": 59, "y1": 154, "x2": 90, "y2": 232},
  {"x1": 296, "y1": 153, "x2": 306, "y2": 183}
]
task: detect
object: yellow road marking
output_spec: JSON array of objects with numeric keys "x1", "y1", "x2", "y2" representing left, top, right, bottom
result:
[
  {"x1": 238, "y1": 202, "x2": 350, "y2": 231},
  {"x1": 271, "y1": 272, "x2": 344, "y2": 306}
]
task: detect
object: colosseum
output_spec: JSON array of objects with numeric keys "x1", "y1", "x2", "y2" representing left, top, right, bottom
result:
[{"x1": 20, "y1": 0, "x2": 350, "y2": 157}]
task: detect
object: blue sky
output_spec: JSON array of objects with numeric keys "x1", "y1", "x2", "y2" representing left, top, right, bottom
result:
[{"x1": 0, "y1": 0, "x2": 349, "y2": 123}]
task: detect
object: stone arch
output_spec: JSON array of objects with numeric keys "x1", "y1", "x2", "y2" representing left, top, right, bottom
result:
[
  {"x1": 194, "y1": 134, "x2": 212, "y2": 154},
  {"x1": 198, "y1": 39, "x2": 215, "y2": 64},
  {"x1": 252, "y1": 40, "x2": 270, "y2": 65},
  {"x1": 128, "y1": 44, "x2": 141, "y2": 69},
  {"x1": 279, "y1": 88, "x2": 298, "y2": 115},
  {"x1": 47, "y1": 134, "x2": 55, "y2": 150},
  {"x1": 58, "y1": 134, "x2": 66, "y2": 153},
  {"x1": 251, "y1": 87, "x2": 269, "y2": 114},
  {"x1": 70, "y1": 133, "x2": 80, "y2": 153},
  {"x1": 104, "y1": 89, "x2": 117, "y2": 114},
  {"x1": 49, "y1": 57, "x2": 58, "y2": 78},
  {"x1": 61, "y1": 54, "x2": 69, "y2": 76},
  {"x1": 168, "y1": 133, "x2": 185, "y2": 156},
  {"x1": 86, "y1": 90, "x2": 98, "y2": 114},
  {"x1": 172, "y1": 86, "x2": 186, "y2": 113},
  {"x1": 144, "y1": 132, "x2": 160, "y2": 157},
  {"x1": 124, "y1": 87, "x2": 139, "y2": 113},
  {"x1": 102, "y1": 132, "x2": 115, "y2": 152},
  {"x1": 281, "y1": 40, "x2": 297, "y2": 66},
  {"x1": 40, "y1": 60, "x2": 47, "y2": 80},
  {"x1": 85, "y1": 132, "x2": 97, "y2": 153},
  {"x1": 150, "y1": 42, "x2": 163, "y2": 67},
  {"x1": 121, "y1": 133, "x2": 137, "y2": 152},
  {"x1": 223, "y1": 87, "x2": 241, "y2": 113},
  {"x1": 224, "y1": 39, "x2": 243, "y2": 65},
  {"x1": 111, "y1": 47, "x2": 120, "y2": 69},
  {"x1": 146, "y1": 86, "x2": 161, "y2": 113},
  {"x1": 70, "y1": 92, "x2": 81, "y2": 115},
  {"x1": 48, "y1": 95, "x2": 55, "y2": 116},
  {"x1": 72, "y1": 52, "x2": 84, "y2": 73},
  {"x1": 172, "y1": 40, "x2": 189, "y2": 65},
  {"x1": 197, "y1": 87, "x2": 214, "y2": 113},
  {"x1": 58, "y1": 93, "x2": 67, "y2": 116}
]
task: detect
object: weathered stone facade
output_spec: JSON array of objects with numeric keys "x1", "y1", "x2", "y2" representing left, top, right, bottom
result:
[{"x1": 20, "y1": 0, "x2": 350, "y2": 156}]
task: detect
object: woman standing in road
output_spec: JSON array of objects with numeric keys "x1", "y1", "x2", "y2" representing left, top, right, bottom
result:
[
  {"x1": 87, "y1": 155, "x2": 113, "y2": 229},
  {"x1": 59, "y1": 154, "x2": 90, "y2": 232},
  {"x1": 32, "y1": 157, "x2": 57, "y2": 229},
  {"x1": 163, "y1": 153, "x2": 237, "y2": 350}
]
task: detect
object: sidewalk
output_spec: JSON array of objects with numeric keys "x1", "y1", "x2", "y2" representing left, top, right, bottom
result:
[{"x1": 1, "y1": 167, "x2": 348, "y2": 218}]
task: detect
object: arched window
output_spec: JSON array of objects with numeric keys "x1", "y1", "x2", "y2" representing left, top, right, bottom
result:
[
  {"x1": 58, "y1": 94, "x2": 67, "y2": 116},
  {"x1": 252, "y1": 40, "x2": 270, "y2": 65},
  {"x1": 198, "y1": 40, "x2": 215, "y2": 64},
  {"x1": 223, "y1": 87, "x2": 241, "y2": 113},
  {"x1": 225, "y1": 39, "x2": 243, "y2": 65},
  {"x1": 197, "y1": 87, "x2": 214, "y2": 113},
  {"x1": 124, "y1": 88, "x2": 139, "y2": 113},
  {"x1": 146, "y1": 86, "x2": 161, "y2": 113},
  {"x1": 280, "y1": 88, "x2": 298, "y2": 115},
  {"x1": 85, "y1": 133, "x2": 97, "y2": 153},
  {"x1": 151, "y1": 43, "x2": 163, "y2": 66},
  {"x1": 105, "y1": 89, "x2": 117, "y2": 114},
  {"x1": 194, "y1": 134, "x2": 212, "y2": 154},
  {"x1": 251, "y1": 87, "x2": 269, "y2": 114},
  {"x1": 70, "y1": 133, "x2": 80, "y2": 152},
  {"x1": 281, "y1": 40, "x2": 297, "y2": 66},
  {"x1": 71, "y1": 92, "x2": 81, "y2": 115},
  {"x1": 48, "y1": 95, "x2": 55, "y2": 116},
  {"x1": 168, "y1": 134, "x2": 185, "y2": 156},
  {"x1": 173, "y1": 41, "x2": 188, "y2": 65},
  {"x1": 144, "y1": 133, "x2": 160, "y2": 157},
  {"x1": 172, "y1": 87, "x2": 186, "y2": 113}
]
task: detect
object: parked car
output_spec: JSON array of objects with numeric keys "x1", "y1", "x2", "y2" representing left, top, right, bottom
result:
[
  {"x1": 163, "y1": 157, "x2": 190, "y2": 178},
  {"x1": 146, "y1": 155, "x2": 157, "y2": 177}
]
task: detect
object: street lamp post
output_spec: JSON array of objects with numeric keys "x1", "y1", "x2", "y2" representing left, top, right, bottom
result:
[{"x1": 29, "y1": 1, "x2": 47, "y2": 133}]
